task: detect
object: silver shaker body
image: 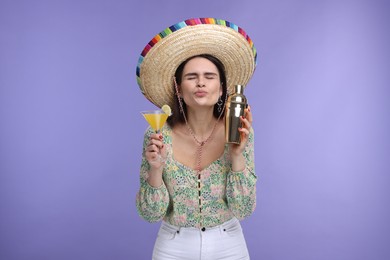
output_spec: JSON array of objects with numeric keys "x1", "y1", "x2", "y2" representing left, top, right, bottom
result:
[{"x1": 225, "y1": 85, "x2": 248, "y2": 144}]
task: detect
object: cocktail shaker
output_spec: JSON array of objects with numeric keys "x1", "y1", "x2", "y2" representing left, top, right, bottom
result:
[{"x1": 225, "y1": 85, "x2": 248, "y2": 144}]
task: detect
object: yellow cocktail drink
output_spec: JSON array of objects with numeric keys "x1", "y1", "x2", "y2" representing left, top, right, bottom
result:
[
  {"x1": 142, "y1": 112, "x2": 168, "y2": 132},
  {"x1": 140, "y1": 106, "x2": 171, "y2": 162}
]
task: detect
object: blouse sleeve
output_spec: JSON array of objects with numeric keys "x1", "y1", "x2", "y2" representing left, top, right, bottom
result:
[
  {"x1": 136, "y1": 127, "x2": 169, "y2": 222},
  {"x1": 226, "y1": 128, "x2": 257, "y2": 219}
]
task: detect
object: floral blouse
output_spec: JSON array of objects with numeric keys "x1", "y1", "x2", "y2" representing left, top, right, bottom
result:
[{"x1": 136, "y1": 124, "x2": 257, "y2": 228}]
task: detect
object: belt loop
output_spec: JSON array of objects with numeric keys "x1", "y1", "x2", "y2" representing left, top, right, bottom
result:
[
  {"x1": 220, "y1": 221, "x2": 228, "y2": 233},
  {"x1": 219, "y1": 224, "x2": 224, "y2": 234}
]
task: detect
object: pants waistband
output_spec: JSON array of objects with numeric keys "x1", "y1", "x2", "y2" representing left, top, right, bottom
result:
[{"x1": 162, "y1": 217, "x2": 239, "y2": 233}]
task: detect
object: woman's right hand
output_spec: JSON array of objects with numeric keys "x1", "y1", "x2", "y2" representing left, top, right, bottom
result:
[{"x1": 145, "y1": 133, "x2": 167, "y2": 170}]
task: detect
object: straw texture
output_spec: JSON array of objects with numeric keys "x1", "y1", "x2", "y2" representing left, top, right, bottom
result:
[{"x1": 136, "y1": 18, "x2": 257, "y2": 108}]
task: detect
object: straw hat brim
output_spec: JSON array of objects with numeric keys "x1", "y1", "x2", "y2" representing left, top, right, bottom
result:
[{"x1": 136, "y1": 18, "x2": 257, "y2": 108}]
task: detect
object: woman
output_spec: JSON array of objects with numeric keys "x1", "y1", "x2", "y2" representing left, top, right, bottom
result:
[{"x1": 136, "y1": 18, "x2": 257, "y2": 260}]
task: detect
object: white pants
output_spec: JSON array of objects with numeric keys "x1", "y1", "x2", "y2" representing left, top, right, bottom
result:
[{"x1": 152, "y1": 218, "x2": 250, "y2": 260}]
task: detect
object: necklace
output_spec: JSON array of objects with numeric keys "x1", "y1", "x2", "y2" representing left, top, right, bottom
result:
[
  {"x1": 174, "y1": 78, "x2": 226, "y2": 227},
  {"x1": 173, "y1": 78, "x2": 226, "y2": 171},
  {"x1": 178, "y1": 103, "x2": 223, "y2": 219},
  {"x1": 185, "y1": 118, "x2": 220, "y2": 172}
]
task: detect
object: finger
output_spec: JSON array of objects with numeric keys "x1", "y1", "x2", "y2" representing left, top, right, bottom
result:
[
  {"x1": 240, "y1": 116, "x2": 252, "y2": 129},
  {"x1": 150, "y1": 154, "x2": 160, "y2": 162},
  {"x1": 150, "y1": 133, "x2": 163, "y2": 141},
  {"x1": 245, "y1": 108, "x2": 253, "y2": 124},
  {"x1": 238, "y1": 127, "x2": 250, "y2": 136},
  {"x1": 146, "y1": 151, "x2": 158, "y2": 161},
  {"x1": 147, "y1": 144, "x2": 160, "y2": 153},
  {"x1": 238, "y1": 129, "x2": 250, "y2": 146},
  {"x1": 149, "y1": 139, "x2": 164, "y2": 149}
]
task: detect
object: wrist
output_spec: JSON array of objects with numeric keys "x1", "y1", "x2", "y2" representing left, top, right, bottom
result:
[
  {"x1": 231, "y1": 153, "x2": 245, "y2": 172},
  {"x1": 147, "y1": 167, "x2": 164, "y2": 187}
]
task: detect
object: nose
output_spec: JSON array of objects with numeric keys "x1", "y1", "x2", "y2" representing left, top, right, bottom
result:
[{"x1": 197, "y1": 78, "x2": 205, "y2": 88}]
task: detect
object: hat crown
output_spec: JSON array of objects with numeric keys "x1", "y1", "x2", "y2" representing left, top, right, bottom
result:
[{"x1": 136, "y1": 18, "x2": 257, "y2": 108}]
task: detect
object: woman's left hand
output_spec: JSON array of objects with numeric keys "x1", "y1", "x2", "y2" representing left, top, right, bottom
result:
[{"x1": 229, "y1": 106, "x2": 253, "y2": 157}]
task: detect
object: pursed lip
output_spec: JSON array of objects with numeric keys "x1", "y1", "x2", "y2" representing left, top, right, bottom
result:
[{"x1": 194, "y1": 90, "x2": 208, "y2": 97}]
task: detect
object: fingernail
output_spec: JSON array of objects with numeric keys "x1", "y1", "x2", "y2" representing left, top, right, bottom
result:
[{"x1": 159, "y1": 135, "x2": 163, "y2": 139}]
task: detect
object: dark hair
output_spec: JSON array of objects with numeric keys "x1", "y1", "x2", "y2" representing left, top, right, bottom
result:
[{"x1": 167, "y1": 54, "x2": 227, "y2": 127}]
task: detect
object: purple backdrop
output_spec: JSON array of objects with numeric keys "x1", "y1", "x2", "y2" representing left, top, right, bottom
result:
[{"x1": 1, "y1": 0, "x2": 389, "y2": 259}]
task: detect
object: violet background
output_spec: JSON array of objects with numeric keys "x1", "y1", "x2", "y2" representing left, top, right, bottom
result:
[{"x1": 1, "y1": 0, "x2": 389, "y2": 259}]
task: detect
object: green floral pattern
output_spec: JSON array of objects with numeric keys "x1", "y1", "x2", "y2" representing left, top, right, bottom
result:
[{"x1": 136, "y1": 124, "x2": 257, "y2": 228}]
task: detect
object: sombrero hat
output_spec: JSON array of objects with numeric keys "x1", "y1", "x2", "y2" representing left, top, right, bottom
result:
[{"x1": 136, "y1": 18, "x2": 257, "y2": 108}]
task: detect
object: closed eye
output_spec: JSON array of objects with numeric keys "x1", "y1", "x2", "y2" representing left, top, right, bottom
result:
[
  {"x1": 204, "y1": 73, "x2": 218, "y2": 79},
  {"x1": 183, "y1": 72, "x2": 218, "y2": 80},
  {"x1": 184, "y1": 73, "x2": 198, "y2": 80}
]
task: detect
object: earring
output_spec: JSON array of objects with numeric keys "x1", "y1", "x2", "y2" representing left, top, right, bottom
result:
[
  {"x1": 173, "y1": 77, "x2": 186, "y2": 115},
  {"x1": 217, "y1": 96, "x2": 223, "y2": 112}
]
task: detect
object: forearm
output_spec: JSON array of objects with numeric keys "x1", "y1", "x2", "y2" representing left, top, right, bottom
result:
[
  {"x1": 147, "y1": 166, "x2": 164, "y2": 187},
  {"x1": 227, "y1": 128, "x2": 257, "y2": 218},
  {"x1": 230, "y1": 153, "x2": 246, "y2": 172}
]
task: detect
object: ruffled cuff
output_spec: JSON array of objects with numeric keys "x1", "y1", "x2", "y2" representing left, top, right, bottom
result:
[
  {"x1": 136, "y1": 181, "x2": 169, "y2": 223},
  {"x1": 226, "y1": 168, "x2": 257, "y2": 219}
]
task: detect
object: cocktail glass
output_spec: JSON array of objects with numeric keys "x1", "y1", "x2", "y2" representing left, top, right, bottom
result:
[{"x1": 141, "y1": 109, "x2": 169, "y2": 162}]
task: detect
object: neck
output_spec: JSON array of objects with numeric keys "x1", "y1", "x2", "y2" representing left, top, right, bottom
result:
[{"x1": 186, "y1": 108, "x2": 217, "y2": 139}]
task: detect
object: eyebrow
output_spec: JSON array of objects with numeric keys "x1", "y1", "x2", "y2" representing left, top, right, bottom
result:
[{"x1": 183, "y1": 72, "x2": 218, "y2": 77}]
